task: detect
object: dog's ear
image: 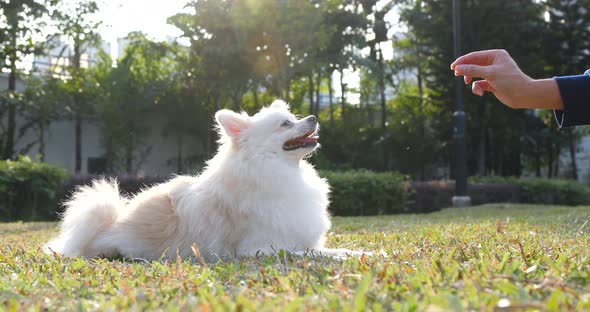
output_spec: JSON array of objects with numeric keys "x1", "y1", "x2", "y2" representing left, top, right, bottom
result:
[
  {"x1": 270, "y1": 100, "x2": 289, "y2": 110},
  {"x1": 215, "y1": 110, "x2": 249, "y2": 140}
]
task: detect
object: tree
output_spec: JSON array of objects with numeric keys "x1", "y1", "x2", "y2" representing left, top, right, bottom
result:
[
  {"x1": 169, "y1": 0, "x2": 255, "y2": 157},
  {"x1": 20, "y1": 76, "x2": 64, "y2": 161},
  {"x1": 169, "y1": 0, "x2": 336, "y2": 155},
  {"x1": 543, "y1": 0, "x2": 590, "y2": 180},
  {"x1": 387, "y1": 82, "x2": 442, "y2": 178},
  {"x1": 399, "y1": 0, "x2": 547, "y2": 177},
  {"x1": 52, "y1": 0, "x2": 101, "y2": 173},
  {"x1": 169, "y1": 0, "x2": 251, "y2": 112},
  {"x1": 93, "y1": 33, "x2": 179, "y2": 174},
  {"x1": 157, "y1": 47, "x2": 211, "y2": 173},
  {"x1": 319, "y1": 0, "x2": 367, "y2": 121},
  {"x1": 0, "y1": 0, "x2": 53, "y2": 159},
  {"x1": 361, "y1": 0, "x2": 395, "y2": 129},
  {"x1": 389, "y1": 33, "x2": 430, "y2": 178}
]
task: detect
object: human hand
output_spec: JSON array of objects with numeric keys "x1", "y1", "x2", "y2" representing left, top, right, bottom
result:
[{"x1": 451, "y1": 49, "x2": 563, "y2": 110}]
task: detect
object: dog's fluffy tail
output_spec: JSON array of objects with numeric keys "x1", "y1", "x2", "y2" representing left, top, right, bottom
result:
[{"x1": 44, "y1": 179, "x2": 125, "y2": 257}]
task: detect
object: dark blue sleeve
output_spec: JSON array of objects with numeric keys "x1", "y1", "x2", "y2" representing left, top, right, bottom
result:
[{"x1": 553, "y1": 69, "x2": 590, "y2": 128}]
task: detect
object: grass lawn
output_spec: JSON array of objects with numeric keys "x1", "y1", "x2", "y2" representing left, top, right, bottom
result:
[{"x1": 1, "y1": 204, "x2": 589, "y2": 311}]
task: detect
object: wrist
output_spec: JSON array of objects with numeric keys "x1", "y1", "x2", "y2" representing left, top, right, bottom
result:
[{"x1": 523, "y1": 79, "x2": 564, "y2": 110}]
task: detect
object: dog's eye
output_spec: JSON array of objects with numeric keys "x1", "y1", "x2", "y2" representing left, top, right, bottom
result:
[{"x1": 281, "y1": 120, "x2": 293, "y2": 128}]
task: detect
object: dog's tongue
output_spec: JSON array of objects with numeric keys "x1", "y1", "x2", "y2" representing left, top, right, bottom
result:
[
  {"x1": 303, "y1": 136, "x2": 318, "y2": 142},
  {"x1": 297, "y1": 131, "x2": 319, "y2": 143},
  {"x1": 284, "y1": 131, "x2": 319, "y2": 150}
]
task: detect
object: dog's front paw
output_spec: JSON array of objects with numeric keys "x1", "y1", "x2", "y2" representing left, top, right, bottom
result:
[
  {"x1": 338, "y1": 249, "x2": 373, "y2": 258},
  {"x1": 298, "y1": 248, "x2": 373, "y2": 260}
]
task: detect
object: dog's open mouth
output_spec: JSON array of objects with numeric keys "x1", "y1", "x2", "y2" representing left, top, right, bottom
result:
[{"x1": 283, "y1": 129, "x2": 319, "y2": 151}]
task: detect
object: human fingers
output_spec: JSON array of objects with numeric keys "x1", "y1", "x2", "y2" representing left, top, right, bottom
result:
[
  {"x1": 454, "y1": 64, "x2": 492, "y2": 80},
  {"x1": 471, "y1": 80, "x2": 494, "y2": 96},
  {"x1": 464, "y1": 75, "x2": 472, "y2": 84},
  {"x1": 450, "y1": 50, "x2": 498, "y2": 70}
]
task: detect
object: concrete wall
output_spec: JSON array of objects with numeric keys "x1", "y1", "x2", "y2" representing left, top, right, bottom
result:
[
  {"x1": 132, "y1": 113, "x2": 206, "y2": 176},
  {"x1": 575, "y1": 136, "x2": 590, "y2": 183},
  {"x1": 13, "y1": 112, "x2": 206, "y2": 176},
  {"x1": 15, "y1": 117, "x2": 104, "y2": 174}
]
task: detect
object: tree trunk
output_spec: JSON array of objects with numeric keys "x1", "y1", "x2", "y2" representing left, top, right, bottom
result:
[
  {"x1": 534, "y1": 151, "x2": 541, "y2": 177},
  {"x1": 477, "y1": 107, "x2": 486, "y2": 176},
  {"x1": 377, "y1": 46, "x2": 388, "y2": 169},
  {"x1": 232, "y1": 91, "x2": 242, "y2": 111},
  {"x1": 487, "y1": 130, "x2": 494, "y2": 175},
  {"x1": 416, "y1": 54, "x2": 426, "y2": 180},
  {"x1": 210, "y1": 94, "x2": 221, "y2": 156},
  {"x1": 340, "y1": 69, "x2": 346, "y2": 120},
  {"x1": 205, "y1": 127, "x2": 211, "y2": 158},
  {"x1": 75, "y1": 110, "x2": 82, "y2": 173},
  {"x1": 106, "y1": 138, "x2": 113, "y2": 173},
  {"x1": 515, "y1": 142, "x2": 522, "y2": 177},
  {"x1": 308, "y1": 72, "x2": 314, "y2": 115},
  {"x1": 497, "y1": 143, "x2": 504, "y2": 175},
  {"x1": 378, "y1": 48, "x2": 387, "y2": 129},
  {"x1": 328, "y1": 71, "x2": 334, "y2": 127},
  {"x1": 5, "y1": 41, "x2": 17, "y2": 159},
  {"x1": 177, "y1": 134, "x2": 183, "y2": 174},
  {"x1": 73, "y1": 41, "x2": 82, "y2": 173},
  {"x1": 315, "y1": 69, "x2": 322, "y2": 116},
  {"x1": 38, "y1": 123, "x2": 45, "y2": 162},
  {"x1": 568, "y1": 129, "x2": 578, "y2": 180},
  {"x1": 252, "y1": 84, "x2": 260, "y2": 111},
  {"x1": 554, "y1": 145, "x2": 560, "y2": 178},
  {"x1": 214, "y1": 93, "x2": 220, "y2": 111},
  {"x1": 547, "y1": 144, "x2": 553, "y2": 179},
  {"x1": 285, "y1": 79, "x2": 291, "y2": 102},
  {"x1": 365, "y1": 92, "x2": 373, "y2": 124},
  {"x1": 125, "y1": 132, "x2": 133, "y2": 174}
]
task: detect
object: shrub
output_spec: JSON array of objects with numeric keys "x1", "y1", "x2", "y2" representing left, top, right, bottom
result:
[
  {"x1": 410, "y1": 181, "x2": 522, "y2": 211},
  {"x1": 320, "y1": 170, "x2": 411, "y2": 216},
  {"x1": 58, "y1": 175, "x2": 168, "y2": 202},
  {"x1": 21, "y1": 168, "x2": 585, "y2": 222},
  {"x1": 0, "y1": 156, "x2": 67, "y2": 221},
  {"x1": 60, "y1": 171, "x2": 410, "y2": 217},
  {"x1": 471, "y1": 176, "x2": 590, "y2": 206},
  {"x1": 409, "y1": 181, "x2": 454, "y2": 213}
]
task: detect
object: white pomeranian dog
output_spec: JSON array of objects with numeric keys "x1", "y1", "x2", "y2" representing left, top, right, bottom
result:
[{"x1": 44, "y1": 100, "x2": 366, "y2": 261}]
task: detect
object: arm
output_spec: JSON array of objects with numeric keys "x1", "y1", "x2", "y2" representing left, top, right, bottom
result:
[
  {"x1": 451, "y1": 50, "x2": 590, "y2": 128},
  {"x1": 553, "y1": 70, "x2": 590, "y2": 128},
  {"x1": 450, "y1": 50, "x2": 564, "y2": 110},
  {"x1": 510, "y1": 78, "x2": 563, "y2": 110}
]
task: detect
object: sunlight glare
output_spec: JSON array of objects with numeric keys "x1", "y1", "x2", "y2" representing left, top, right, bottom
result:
[{"x1": 98, "y1": 0, "x2": 188, "y2": 58}]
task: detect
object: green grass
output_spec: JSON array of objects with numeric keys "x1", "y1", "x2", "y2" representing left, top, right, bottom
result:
[{"x1": 1, "y1": 204, "x2": 589, "y2": 311}]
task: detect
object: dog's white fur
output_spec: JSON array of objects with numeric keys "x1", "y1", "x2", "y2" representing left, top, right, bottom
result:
[{"x1": 45, "y1": 100, "x2": 363, "y2": 261}]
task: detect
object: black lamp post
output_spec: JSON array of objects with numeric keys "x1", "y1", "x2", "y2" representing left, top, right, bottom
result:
[{"x1": 452, "y1": 0, "x2": 471, "y2": 207}]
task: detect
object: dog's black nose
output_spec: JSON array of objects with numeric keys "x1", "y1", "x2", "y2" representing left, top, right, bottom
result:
[{"x1": 307, "y1": 115, "x2": 317, "y2": 123}]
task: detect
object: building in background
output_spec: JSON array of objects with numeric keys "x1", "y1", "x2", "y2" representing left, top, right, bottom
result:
[{"x1": 32, "y1": 38, "x2": 112, "y2": 77}]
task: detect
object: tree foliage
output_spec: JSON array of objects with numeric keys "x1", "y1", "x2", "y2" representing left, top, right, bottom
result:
[
  {"x1": 396, "y1": 0, "x2": 573, "y2": 178},
  {"x1": 0, "y1": 0, "x2": 53, "y2": 159},
  {"x1": 2, "y1": 0, "x2": 589, "y2": 180}
]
